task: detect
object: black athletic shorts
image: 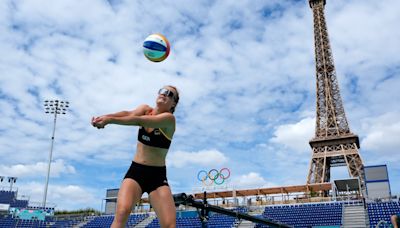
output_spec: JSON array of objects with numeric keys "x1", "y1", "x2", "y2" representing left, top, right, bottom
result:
[{"x1": 124, "y1": 161, "x2": 169, "y2": 194}]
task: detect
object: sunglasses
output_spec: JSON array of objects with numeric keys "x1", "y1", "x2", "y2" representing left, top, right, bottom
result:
[{"x1": 158, "y1": 88, "x2": 176, "y2": 101}]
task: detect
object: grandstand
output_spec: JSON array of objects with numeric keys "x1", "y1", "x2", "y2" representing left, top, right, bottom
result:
[{"x1": 2, "y1": 178, "x2": 399, "y2": 227}]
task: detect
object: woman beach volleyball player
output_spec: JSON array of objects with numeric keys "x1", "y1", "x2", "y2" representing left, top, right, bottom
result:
[{"x1": 91, "y1": 85, "x2": 179, "y2": 228}]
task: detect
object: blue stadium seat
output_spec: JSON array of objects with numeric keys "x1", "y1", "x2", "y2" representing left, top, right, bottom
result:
[
  {"x1": 367, "y1": 202, "x2": 400, "y2": 227},
  {"x1": 256, "y1": 202, "x2": 343, "y2": 228}
]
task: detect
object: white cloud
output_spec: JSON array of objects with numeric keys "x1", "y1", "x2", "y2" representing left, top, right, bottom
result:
[
  {"x1": 167, "y1": 149, "x2": 228, "y2": 168},
  {"x1": 0, "y1": 160, "x2": 75, "y2": 178},
  {"x1": 361, "y1": 112, "x2": 400, "y2": 159},
  {"x1": 232, "y1": 172, "x2": 276, "y2": 189},
  {"x1": 270, "y1": 117, "x2": 315, "y2": 153},
  {"x1": 17, "y1": 182, "x2": 99, "y2": 211}
]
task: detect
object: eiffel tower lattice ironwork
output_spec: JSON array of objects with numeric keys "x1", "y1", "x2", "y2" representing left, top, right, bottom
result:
[{"x1": 306, "y1": 0, "x2": 365, "y2": 189}]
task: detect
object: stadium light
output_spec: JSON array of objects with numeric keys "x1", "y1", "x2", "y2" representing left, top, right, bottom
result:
[
  {"x1": 8, "y1": 177, "x2": 17, "y2": 191},
  {"x1": 43, "y1": 100, "x2": 69, "y2": 208}
]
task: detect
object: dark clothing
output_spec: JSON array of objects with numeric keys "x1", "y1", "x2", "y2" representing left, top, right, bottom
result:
[
  {"x1": 124, "y1": 161, "x2": 169, "y2": 194},
  {"x1": 137, "y1": 127, "x2": 172, "y2": 149}
]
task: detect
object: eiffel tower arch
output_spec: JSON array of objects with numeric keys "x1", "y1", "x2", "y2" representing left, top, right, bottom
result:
[{"x1": 306, "y1": 0, "x2": 365, "y2": 190}]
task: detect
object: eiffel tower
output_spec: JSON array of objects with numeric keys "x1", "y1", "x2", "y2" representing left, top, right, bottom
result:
[{"x1": 306, "y1": 0, "x2": 365, "y2": 190}]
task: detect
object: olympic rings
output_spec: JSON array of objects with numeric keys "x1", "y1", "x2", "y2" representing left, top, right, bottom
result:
[{"x1": 197, "y1": 168, "x2": 230, "y2": 185}]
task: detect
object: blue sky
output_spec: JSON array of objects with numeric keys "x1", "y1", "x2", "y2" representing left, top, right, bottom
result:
[{"x1": 0, "y1": 0, "x2": 399, "y2": 210}]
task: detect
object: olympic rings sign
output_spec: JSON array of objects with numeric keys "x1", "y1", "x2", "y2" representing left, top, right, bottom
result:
[{"x1": 197, "y1": 168, "x2": 231, "y2": 186}]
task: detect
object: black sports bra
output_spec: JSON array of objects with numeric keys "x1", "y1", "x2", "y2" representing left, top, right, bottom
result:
[{"x1": 137, "y1": 127, "x2": 172, "y2": 149}]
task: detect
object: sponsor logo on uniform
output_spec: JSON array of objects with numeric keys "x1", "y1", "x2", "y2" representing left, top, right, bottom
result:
[{"x1": 142, "y1": 135, "x2": 150, "y2": 141}]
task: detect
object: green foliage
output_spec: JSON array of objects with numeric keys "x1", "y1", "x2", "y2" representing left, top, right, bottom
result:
[
  {"x1": 54, "y1": 208, "x2": 100, "y2": 216},
  {"x1": 309, "y1": 187, "x2": 317, "y2": 197}
]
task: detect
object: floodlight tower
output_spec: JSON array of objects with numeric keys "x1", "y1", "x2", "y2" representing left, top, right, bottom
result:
[
  {"x1": 43, "y1": 100, "x2": 69, "y2": 208},
  {"x1": 8, "y1": 177, "x2": 17, "y2": 191}
]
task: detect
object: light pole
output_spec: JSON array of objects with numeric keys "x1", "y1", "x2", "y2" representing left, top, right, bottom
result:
[
  {"x1": 0, "y1": 176, "x2": 4, "y2": 190},
  {"x1": 43, "y1": 100, "x2": 69, "y2": 208},
  {"x1": 8, "y1": 177, "x2": 17, "y2": 191}
]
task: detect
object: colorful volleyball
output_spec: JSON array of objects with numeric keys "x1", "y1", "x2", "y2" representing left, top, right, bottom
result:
[{"x1": 143, "y1": 33, "x2": 170, "y2": 62}]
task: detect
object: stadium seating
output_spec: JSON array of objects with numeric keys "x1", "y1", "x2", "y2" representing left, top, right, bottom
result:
[
  {"x1": 0, "y1": 215, "x2": 80, "y2": 228},
  {"x1": 82, "y1": 213, "x2": 148, "y2": 228},
  {"x1": 146, "y1": 211, "x2": 238, "y2": 228},
  {"x1": 28, "y1": 206, "x2": 56, "y2": 212},
  {"x1": 147, "y1": 216, "x2": 202, "y2": 228},
  {"x1": 82, "y1": 215, "x2": 114, "y2": 228},
  {"x1": 367, "y1": 201, "x2": 400, "y2": 227},
  {"x1": 50, "y1": 219, "x2": 80, "y2": 227},
  {"x1": 0, "y1": 216, "x2": 17, "y2": 227},
  {"x1": 13, "y1": 218, "x2": 47, "y2": 227},
  {"x1": 10, "y1": 199, "x2": 29, "y2": 208},
  {"x1": 0, "y1": 190, "x2": 29, "y2": 209},
  {"x1": 2, "y1": 194, "x2": 400, "y2": 228},
  {"x1": 0, "y1": 190, "x2": 15, "y2": 204},
  {"x1": 207, "y1": 213, "x2": 238, "y2": 228},
  {"x1": 234, "y1": 206, "x2": 248, "y2": 214},
  {"x1": 127, "y1": 214, "x2": 149, "y2": 227},
  {"x1": 255, "y1": 202, "x2": 343, "y2": 228}
]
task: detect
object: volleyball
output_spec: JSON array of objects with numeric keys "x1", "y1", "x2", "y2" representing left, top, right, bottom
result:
[{"x1": 143, "y1": 33, "x2": 170, "y2": 62}]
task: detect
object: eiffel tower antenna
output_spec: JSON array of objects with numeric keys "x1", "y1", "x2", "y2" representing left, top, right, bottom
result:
[{"x1": 307, "y1": 0, "x2": 365, "y2": 190}]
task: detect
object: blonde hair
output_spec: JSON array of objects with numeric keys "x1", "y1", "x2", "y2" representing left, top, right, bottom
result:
[{"x1": 166, "y1": 85, "x2": 179, "y2": 113}]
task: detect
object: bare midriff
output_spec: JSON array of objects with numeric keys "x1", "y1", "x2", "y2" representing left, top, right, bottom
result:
[{"x1": 133, "y1": 142, "x2": 168, "y2": 167}]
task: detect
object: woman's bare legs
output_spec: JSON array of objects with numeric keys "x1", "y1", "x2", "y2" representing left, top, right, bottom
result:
[
  {"x1": 392, "y1": 215, "x2": 399, "y2": 228},
  {"x1": 149, "y1": 186, "x2": 176, "y2": 228},
  {"x1": 111, "y1": 179, "x2": 142, "y2": 228}
]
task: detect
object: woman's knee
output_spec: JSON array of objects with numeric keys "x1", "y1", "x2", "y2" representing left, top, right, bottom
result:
[
  {"x1": 159, "y1": 212, "x2": 176, "y2": 228},
  {"x1": 160, "y1": 218, "x2": 176, "y2": 228},
  {"x1": 115, "y1": 206, "x2": 131, "y2": 220}
]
